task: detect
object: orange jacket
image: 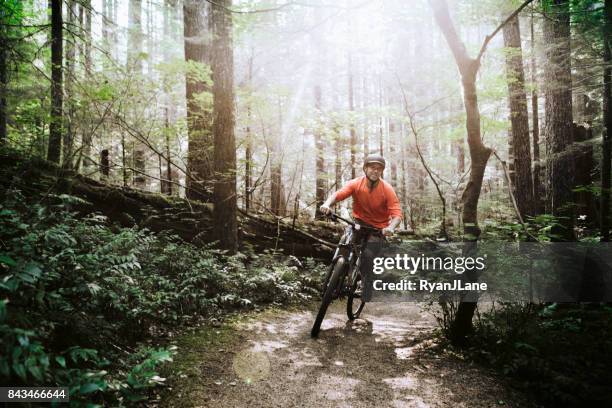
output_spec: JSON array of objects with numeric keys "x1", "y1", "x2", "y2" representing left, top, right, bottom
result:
[{"x1": 334, "y1": 176, "x2": 402, "y2": 229}]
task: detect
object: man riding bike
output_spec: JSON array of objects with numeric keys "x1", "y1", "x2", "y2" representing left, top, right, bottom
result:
[{"x1": 319, "y1": 154, "x2": 402, "y2": 302}]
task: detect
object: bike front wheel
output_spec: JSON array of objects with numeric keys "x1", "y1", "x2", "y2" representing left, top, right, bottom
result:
[
  {"x1": 347, "y1": 271, "x2": 365, "y2": 320},
  {"x1": 311, "y1": 256, "x2": 347, "y2": 338}
]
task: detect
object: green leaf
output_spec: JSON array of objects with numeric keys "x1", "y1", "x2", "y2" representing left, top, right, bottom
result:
[
  {"x1": 17, "y1": 335, "x2": 29, "y2": 347},
  {"x1": 87, "y1": 283, "x2": 102, "y2": 295},
  {"x1": 28, "y1": 365, "x2": 44, "y2": 381},
  {"x1": 0, "y1": 255, "x2": 16, "y2": 267},
  {"x1": 12, "y1": 346, "x2": 23, "y2": 360},
  {"x1": 0, "y1": 277, "x2": 19, "y2": 292},
  {"x1": 13, "y1": 363, "x2": 27, "y2": 381},
  {"x1": 94, "y1": 84, "x2": 115, "y2": 101},
  {"x1": 55, "y1": 356, "x2": 66, "y2": 368},
  {"x1": 18, "y1": 263, "x2": 42, "y2": 284},
  {"x1": 148, "y1": 350, "x2": 172, "y2": 363},
  {"x1": 79, "y1": 383, "x2": 102, "y2": 394},
  {"x1": 0, "y1": 300, "x2": 8, "y2": 320}
]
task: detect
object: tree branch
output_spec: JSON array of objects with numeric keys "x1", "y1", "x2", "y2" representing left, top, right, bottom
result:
[
  {"x1": 396, "y1": 75, "x2": 447, "y2": 236},
  {"x1": 476, "y1": 0, "x2": 534, "y2": 62}
]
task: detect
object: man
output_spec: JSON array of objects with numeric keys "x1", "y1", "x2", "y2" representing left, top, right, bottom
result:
[{"x1": 319, "y1": 154, "x2": 402, "y2": 301}]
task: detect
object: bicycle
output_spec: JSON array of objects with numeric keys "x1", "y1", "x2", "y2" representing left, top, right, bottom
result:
[{"x1": 310, "y1": 212, "x2": 383, "y2": 338}]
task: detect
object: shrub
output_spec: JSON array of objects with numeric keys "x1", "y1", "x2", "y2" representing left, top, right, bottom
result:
[{"x1": 0, "y1": 189, "x2": 322, "y2": 405}]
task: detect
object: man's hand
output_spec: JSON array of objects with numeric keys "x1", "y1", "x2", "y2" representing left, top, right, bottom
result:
[
  {"x1": 383, "y1": 216, "x2": 401, "y2": 236},
  {"x1": 382, "y1": 226, "x2": 395, "y2": 237},
  {"x1": 319, "y1": 194, "x2": 336, "y2": 216},
  {"x1": 319, "y1": 204, "x2": 332, "y2": 215}
]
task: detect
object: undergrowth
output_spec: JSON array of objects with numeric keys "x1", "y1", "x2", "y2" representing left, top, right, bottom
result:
[
  {"x1": 443, "y1": 302, "x2": 612, "y2": 407},
  {"x1": 0, "y1": 188, "x2": 324, "y2": 406}
]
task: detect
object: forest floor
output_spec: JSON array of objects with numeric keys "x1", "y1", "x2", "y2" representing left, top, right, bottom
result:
[{"x1": 154, "y1": 302, "x2": 537, "y2": 408}]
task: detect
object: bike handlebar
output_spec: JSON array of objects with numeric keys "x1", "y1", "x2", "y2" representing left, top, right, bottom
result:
[{"x1": 327, "y1": 212, "x2": 382, "y2": 234}]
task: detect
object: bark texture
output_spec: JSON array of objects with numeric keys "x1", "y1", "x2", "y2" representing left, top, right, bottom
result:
[
  {"x1": 184, "y1": 0, "x2": 213, "y2": 201},
  {"x1": 503, "y1": 15, "x2": 534, "y2": 218},
  {"x1": 63, "y1": 0, "x2": 77, "y2": 169},
  {"x1": 244, "y1": 52, "x2": 253, "y2": 211},
  {"x1": 348, "y1": 53, "x2": 357, "y2": 179},
  {"x1": 211, "y1": 0, "x2": 237, "y2": 253},
  {"x1": 270, "y1": 96, "x2": 285, "y2": 216},
  {"x1": 128, "y1": 0, "x2": 146, "y2": 188},
  {"x1": 530, "y1": 12, "x2": 544, "y2": 214},
  {"x1": 0, "y1": 26, "x2": 7, "y2": 143},
  {"x1": 430, "y1": 0, "x2": 510, "y2": 344},
  {"x1": 601, "y1": 0, "x2": 612, "y2": 241},
  {"x1": 47, "y1": 0, "x2": 63, "y2": 164},
  {"x1": 314, "y1": 85, "x2": 327, "y2": 220},
  {"x1": 543, "y1": 0, "x2": 574, "y2": 239},
  {"x1": 335, "y1": 126, "x2": 342, "y2": 190}
]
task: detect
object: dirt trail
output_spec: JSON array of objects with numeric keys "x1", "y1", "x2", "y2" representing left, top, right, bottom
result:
[{"x1": 160, "y1": 302, "x2": 534, "y2": 408}]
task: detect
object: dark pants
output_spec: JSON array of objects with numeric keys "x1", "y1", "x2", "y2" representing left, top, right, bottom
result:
[{"x1": 352, "y1": 220, "x2": 385, "y2": 302}]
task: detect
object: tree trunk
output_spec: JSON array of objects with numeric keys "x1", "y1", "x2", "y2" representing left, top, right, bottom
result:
[
  {"x1": 0, "y1": 26, "x2": 7, "y2": 144},
  {"x1": 378, "y1": 75, "x2": 384, "y2": 155},
  {"x1": 573, "y1": 124, "x2": 596, "y2": 222},
  {"x1": 100, "y1": 149, "x2": 110, "y2": 178},
  {"x1": 127, "y1": 0, "x2": 147, "y2": 188},
  {"x1": 454, "y1": 96, "x2": 465, "y2": 175},
  {"x1": 503, "y1": 15, "x2": 534, "y2": 217},
  {"x1": 128, "y1": 0, "x2": 143, "y2": 72},
  {"x1": 121, "y1": 133, "x2": 127, "y2": 186},
  {"x1": 543, "y1": 0, "x2": 574, "y2": 240},
  {"x1": 455, "y1": 139, "x2": 465, "y2": 174},
  {"x1": 314, "y1": 84, "x2": 327, "y2": 220},
  {"x1": 270, "y1": 97, "x2": 285, "y2": 216},
  {"x1": 601, "y1": 0, "x2": 612, "y2": 241},
  {"x1": 161, "y1": 108, "x2": 173, "y2": 195},
  {"x1": 161, "y1": 0, "x2": 175, "y2": 195},
  {"x1": 362, "y1": 76, "x2": 369, "y2": 156},
  {"x1": 389, "y1": 122, "x2": 398, "y2": 187},
  {"x1": 348, "y1": 52, "x2": 357, "y2": 179},
  {"x1": 211, "y1": 0, "x2": 237, "y2": 253},
  {"x1": 84, "y1": 0, "x2": 92, "y2": 72},
  {"x1": 63, "y1": 0, "x2": 77, "y2": 169},
  {"x1": 430, "y1": 0, "x2": 494, "y2": 344},
  {"x1": 102, "y1": 0, "x2": 111, "y2": 56},
  {"x1": 400, "y1": 125, "x2": 408, "y2": 229},
  {"x1": 245, "y1": 53, "x2": 253, "y2": 212},
  {"x1": 47, "y1": 0, "x2": 63, "y2": 163},
  {"x1": 102, "y1": 0, "x2": 118, "y2": 60},
  {"x1": 335, "y1": 125, "x2": 342, "y2": 190},
  {"x1": 183, "y1": 0, "x2": 212, "y2": 201},
  {"x1": 80, "y1": 0, "x2": 94, "y2": 172},
  {"x1": 146, "y1": 0, "x2": 154, "y2": 77},
  {"x1": 270, "y1": 164, "x2": 285, "y2": 215},
  {"x1": 531, "y1": 11, "x2": 544, "y2": 214}
]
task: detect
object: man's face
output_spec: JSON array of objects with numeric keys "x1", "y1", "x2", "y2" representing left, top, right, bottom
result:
[{"x1": 364, "y1": 163, "x2": 384, "y2": 182}]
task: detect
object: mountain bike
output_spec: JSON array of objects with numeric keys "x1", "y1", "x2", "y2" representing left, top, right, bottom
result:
[{"x1": 310, "y1": 213, "x2": 382, "y2": 338}]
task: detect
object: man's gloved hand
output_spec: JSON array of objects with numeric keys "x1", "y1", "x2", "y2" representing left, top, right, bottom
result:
[{"x1": 319, "y1": 205, "x2": 332, "y2": 215}]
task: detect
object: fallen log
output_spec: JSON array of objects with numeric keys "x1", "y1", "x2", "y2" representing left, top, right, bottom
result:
[{"x1": 0, "y1": 148, "x2": 337, "y2": 259}]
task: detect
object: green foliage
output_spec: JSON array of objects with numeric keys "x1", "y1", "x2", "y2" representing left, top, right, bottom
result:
[
  {"x1": 0, "y1": 188, "x2": 322, "y2": 405},
  {"x1": 464, "y1": 303, "x2": 612, "y2": 407},
  {"x1": 482, "y1": 213, "x2": 579, "y2": 242}
]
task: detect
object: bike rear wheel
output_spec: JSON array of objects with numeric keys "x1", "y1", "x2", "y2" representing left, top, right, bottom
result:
[
  {"x1": 347, "y1": 271, "x2": 365, "y2": 320},
  {"x1": 311, "y1": 257, "x2": 347, "y2": 338}
]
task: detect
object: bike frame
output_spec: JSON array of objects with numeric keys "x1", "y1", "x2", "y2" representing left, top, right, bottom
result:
[
  {"x1": 326, "y1": 213, "x2": 381, "y2": 297},
  {"x1": 311, "y1": 213, "x2": 384, "y2": 336}
]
